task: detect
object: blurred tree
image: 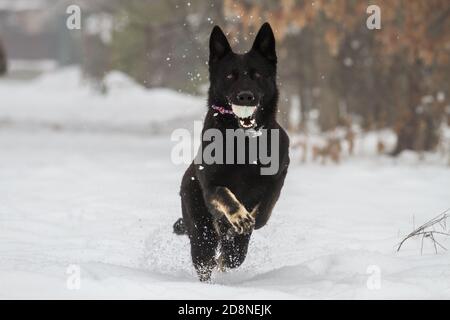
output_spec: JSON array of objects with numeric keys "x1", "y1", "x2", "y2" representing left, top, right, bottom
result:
[
  {"x1": 83, "y1": 0, "x2": 449, "y2": 155},
  {"x1": 110, "y1": 0, "x2": 225, "y2": 92},
  {"x1": 225, "y1": 0, "x2": 450, "y2": 154},
  {"x1": 0, "y1": 38, "x2": 6, "y2": 75}
]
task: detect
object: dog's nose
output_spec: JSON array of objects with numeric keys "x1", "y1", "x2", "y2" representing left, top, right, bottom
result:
[{"x1": 237, "y1": 91, "x2": 255, "y2": 103}]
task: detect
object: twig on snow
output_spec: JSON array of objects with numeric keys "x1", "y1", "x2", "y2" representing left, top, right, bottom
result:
[{"x1": 397, "y1": 209, "x2": 450, "y2": 254}]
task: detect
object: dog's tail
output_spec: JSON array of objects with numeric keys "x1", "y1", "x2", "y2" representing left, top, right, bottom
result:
[{"x1": 173, "y1": 218, "x2": 188, "y2": 235}]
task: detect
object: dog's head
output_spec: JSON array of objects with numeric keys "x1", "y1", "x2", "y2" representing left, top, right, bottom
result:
[{"x1": 208, "y1": 23, "x2": 278, "y2": 129}]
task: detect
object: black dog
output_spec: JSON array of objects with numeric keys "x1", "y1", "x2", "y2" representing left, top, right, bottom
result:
[{"x1": 174, "y1": 23, "x2": 289, "y2": 282}]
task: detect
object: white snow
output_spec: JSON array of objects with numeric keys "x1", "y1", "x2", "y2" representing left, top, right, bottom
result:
[
  {"x1": 0, "y1": 69, "x2": 449, "y2": 299},
  {"x1": 0, "y1": 67, "x2": 204, "y2": 134}
]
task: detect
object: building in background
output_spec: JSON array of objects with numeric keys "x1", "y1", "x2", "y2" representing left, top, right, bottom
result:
[{"x1": 0, "y1": 0, "x2": 111, "y2": 78}]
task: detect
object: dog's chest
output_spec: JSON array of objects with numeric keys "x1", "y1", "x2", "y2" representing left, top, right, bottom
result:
[{"x1": 218, "y1": 165, "x2": 270, "y2": 207}]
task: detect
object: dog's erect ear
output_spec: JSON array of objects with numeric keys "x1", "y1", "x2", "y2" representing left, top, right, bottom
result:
[
  {"x1": 209, "y1": 26, "x2": 231, "y2": 63},
  {"x1": 251, "y1": 23, "x2": 276, "y2": 64}
]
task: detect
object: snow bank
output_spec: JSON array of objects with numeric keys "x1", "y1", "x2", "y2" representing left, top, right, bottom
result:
[
  {"x1": 0, "y1": 68, "x2": 449, "y2": 299},
  {"x1": 0, "y1": 130, "x2": 449, "y2": 299},
  {"x1": 0, "y1": 67, "x2": 205, "y2": 134}
]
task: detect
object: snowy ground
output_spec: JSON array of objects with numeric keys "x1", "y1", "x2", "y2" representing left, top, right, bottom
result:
[{"x1": 1, "y1": 69, "x2": 449, "y2": 299}]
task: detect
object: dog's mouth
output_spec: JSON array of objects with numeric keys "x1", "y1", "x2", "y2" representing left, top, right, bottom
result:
[{"x1": 231, "y1": 104, "x2": 258, "y2": 129}]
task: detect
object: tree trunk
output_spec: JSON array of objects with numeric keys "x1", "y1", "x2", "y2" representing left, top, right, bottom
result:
[
  {"x1": 0, "y1": 39, "x2": 6, "y2": 75},
  {"x1": 391, "y1": 61, "x2": 439, "y2": 155}
]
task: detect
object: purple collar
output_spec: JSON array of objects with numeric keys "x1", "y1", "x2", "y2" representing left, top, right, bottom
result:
[{"x1": 211, "y1": 105, "x2": 233, "y2": 115}]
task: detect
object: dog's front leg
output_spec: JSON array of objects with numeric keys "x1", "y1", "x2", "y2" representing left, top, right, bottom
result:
[
  {"x1": 251, "y1": 166, "x2": 288, "y2": 229},
  {"x1": 204, "y1": 186, "x2": 255, "y2": 234}
]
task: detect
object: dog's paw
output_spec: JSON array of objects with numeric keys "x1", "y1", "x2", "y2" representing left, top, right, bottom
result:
[{"x1": 225, "y1": 207, "x2": 255, "y2": 234}]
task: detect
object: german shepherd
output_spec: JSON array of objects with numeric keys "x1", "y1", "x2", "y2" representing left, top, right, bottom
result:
[{"x1": 173, "y1": 23, "x2": 289, "y2": 282}]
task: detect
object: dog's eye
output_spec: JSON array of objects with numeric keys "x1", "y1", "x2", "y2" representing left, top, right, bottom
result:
[{"x1": 226, "y1": 74, "x2": 233, "y2": 80}]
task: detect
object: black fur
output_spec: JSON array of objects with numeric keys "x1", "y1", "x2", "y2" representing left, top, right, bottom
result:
[
  {"x1": 173, "y1": 217, "x2": 187, "y2": 235},
  {"x1": 175, "y1": 23, "x2": 289, "y2": 282}
]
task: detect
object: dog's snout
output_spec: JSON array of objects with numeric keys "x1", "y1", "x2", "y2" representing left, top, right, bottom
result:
[{"x1": 237, "y1": 91, "x2": 255, "y2": 103}]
